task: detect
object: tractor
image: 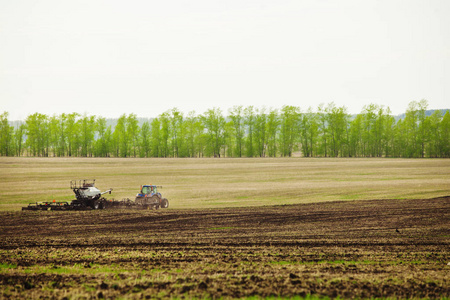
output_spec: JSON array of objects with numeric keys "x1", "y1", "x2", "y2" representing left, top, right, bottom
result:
[{"x1": 135, "y1": 185, "x2": 169, "y2": 209}]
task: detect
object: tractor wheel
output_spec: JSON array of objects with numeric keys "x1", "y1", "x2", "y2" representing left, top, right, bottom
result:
[
  {"x1": 135, "y1": 196, "x2": 145, "y2": 205},
  {"x1": 161, "y1": 198, "x2": 169, "y2": 208}
]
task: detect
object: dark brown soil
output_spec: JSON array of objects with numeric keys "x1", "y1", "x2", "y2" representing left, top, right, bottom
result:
[{"x1": 1, "y1": 197, "x2": 449, "y2": 299}]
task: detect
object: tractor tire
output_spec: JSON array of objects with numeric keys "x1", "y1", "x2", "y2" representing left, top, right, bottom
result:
[
  {"x1": 161, "y1": 198, "x2": 169, "y2": 208},
  {"x1": 135, "y1": 196, "x2": 145, "y2": 205}
]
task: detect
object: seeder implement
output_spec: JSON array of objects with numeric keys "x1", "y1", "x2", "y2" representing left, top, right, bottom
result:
[
  {"x1": 22, "y1": 201, "x2": 74, "y2": 211},
  {"x1": 21, "y1": 180, "x2": 169, "y2": 211}
]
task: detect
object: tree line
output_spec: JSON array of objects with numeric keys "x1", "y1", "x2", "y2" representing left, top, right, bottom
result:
[{"x1": 1, "y1": 100, "x2": 449, "y2": 158}]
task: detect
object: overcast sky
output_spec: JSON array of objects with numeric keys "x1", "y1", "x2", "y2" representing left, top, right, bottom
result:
[{"x1": 1, "y1": 0, "x2": 449, "y2": 120}]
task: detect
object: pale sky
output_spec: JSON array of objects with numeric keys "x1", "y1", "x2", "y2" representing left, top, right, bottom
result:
[{"x1": 1, "y1": 0, "x2": 449, "y2": 120}]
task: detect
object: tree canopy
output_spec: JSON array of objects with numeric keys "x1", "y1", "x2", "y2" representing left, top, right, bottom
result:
[{"x1": 1, "y1": 101, "x2": 449, "y2": 158}]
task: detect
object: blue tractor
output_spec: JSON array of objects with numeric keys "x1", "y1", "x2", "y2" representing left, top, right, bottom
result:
[{"x1": 135, "y1": 185, "x2": 169, "y2": 209}]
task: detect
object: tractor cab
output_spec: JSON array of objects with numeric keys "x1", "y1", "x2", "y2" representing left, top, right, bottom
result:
[{"x1": 137, "y1": 185, "x2": 158, "y2": 197}]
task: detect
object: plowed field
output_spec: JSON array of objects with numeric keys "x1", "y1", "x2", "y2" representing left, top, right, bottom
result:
[{"x1": 1, "y1": 197, "x2": 449, "y2": 299}]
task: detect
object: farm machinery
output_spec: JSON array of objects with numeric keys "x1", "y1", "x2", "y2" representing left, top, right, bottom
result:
[
  {"x1": 135, "y1": 185, "x2": 169, "y2": 209},
  {"x1": 22, "y1": 180, "x2": 169, "y2": 211}
]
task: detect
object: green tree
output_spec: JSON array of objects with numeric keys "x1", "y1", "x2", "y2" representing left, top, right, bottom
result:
[
  {"x1": 440, "y1": 112, "x2": 450, "y2": 157},
  {"x1": 223, "y1": 119, "x2": 235, "y2": 157},
  {"x1": 25, "y1": 113, "x2": 49, "y2": 157},
  {"x1": 187, "y1": 112, "x2": 206, "y2": 158},
  {"x1": 348, "y1": 114, "x2": 363, "y2": 157},
  {"x1": 140, "y1": 121, "x2": 151, "y2": 157},
  {"x1": 317, "y1": 104, "x2": 329, "y2": 157},
  {"x1": 0, "y1": 112, "x2": 14, "y2": 156},
  {"x1": 393, "y1": 118, "x2": 405, "y2": 157},
  {"x1": 266, "y1": 108, "x2": 279, "y2": 157},
  {"x1": 48, "y1": 116, "x2": 59, "y2": 157},
  {"x1": 360, "y1": 104, "x2": 392, "y2": 157},
  {"x1": 14, "y1": 123, "x2": 26, "y2": 156},
  {"x1": 279, "y1": 106, "x2": 300, "y2": 157},
  {"x1": 66, "y1": 113, "x2": 80, "y2": 157},
  {"x1": 184, "y1": 111, "x2": 200, "y2": 157},
  {"x1": 159, "y1": 112, "x2": 171, "y2": 157},
  {"x1": 150, "y1": 118, "x2": 161, "y2": 157},
  {"x1": 300, "y1": 107, "x2": 319, "y2": 157},
  {"x1": 425, "y1": 110, "x2": 442, "y2": 158},
  {"x1": 169, "y1": 109, "x2": 185, "y2": 157},
  {"x1": 254, "y1": 107, "x2": 267, "y2": 157},
  {"x1": 405, "y1": 101, "x2": 419, "y2": 157},
  {"x1": 95, "y1": 117, "x2": 111, "y2": 157},
  {"x1": 244, "y1": 106, "x2": 256, "y2": 157},
  {"x1": 229, "y1": 106, "x2": 245, "y2": 157},
  {"x1": 79, "y1": 114, "x2": 96, "y2": 157},
  {"x1": 373, "y1": 107, "x2": 386, "y2": 157},
  {"x1": 416, "y1": 99, "x2": 428, "y2": 158},
  {"x1": 382, "y1": 108, "x2": 396, "y2": 157},
  {"x1": 361, "y1": 104, "x2": 378, "y2": 157},
  {"x1": 326, "y1": 103, "x2": 348, "y2": 157},
  {"x1": 48, "y1": 114, "x2": 67, "y2": 157},
  {"x1": 57, "y1": 114, "x2": 67, "y2": 157},
  {"x1": 202, "y1": 108, "x2": 225, "y2": 157},
  {"x1": 113, "y1": 115, "x2": 127, "y2": 157},
  {"x1": 127, "y1": 114, "x2": 140, "y2": 157}
]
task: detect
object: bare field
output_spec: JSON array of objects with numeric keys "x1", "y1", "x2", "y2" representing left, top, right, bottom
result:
[
  {"x1": 1, "y1": 157, "x2": 449, "y2": 211},
  {"x1": 1, "y1": 198, "x2": 449, "y2": 299},
  {"x1": 0, "y1": 157, "x2": 449, "y2": 299}
]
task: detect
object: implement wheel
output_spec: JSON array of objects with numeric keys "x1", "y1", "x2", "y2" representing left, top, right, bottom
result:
[
  {"x1": 91, "y1": 200, "x2": 100, "y2": 210},
  {"x1": 161, "y1": 198, "x2": 169, "y2": 209}
]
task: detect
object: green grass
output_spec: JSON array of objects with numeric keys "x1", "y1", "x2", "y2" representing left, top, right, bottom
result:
[
  {"x1": 0, "y1": 263, "x2": 17, "y2": 270},
  {"x1": 269, "y1": 260, "x2": 428, "y2": 266},
  {"x1": 2, "y1": 263, "x2": 143, "y2": 276},
  {"x1": 242, "y1": 296, "x2": 333, "y2": 300},
  {"x1": 209, "y1": 227, "x2": 235, "y2": 230}
]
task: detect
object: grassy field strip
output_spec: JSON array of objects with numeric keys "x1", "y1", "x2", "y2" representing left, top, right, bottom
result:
[{"x1": 1, "y1": 157, "x2": 449, "y2": 210}]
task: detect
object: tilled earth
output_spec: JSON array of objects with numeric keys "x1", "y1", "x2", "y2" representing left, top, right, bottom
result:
[{"x1": 0, "y1": 197, "x2": 449, "y2": 299}]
